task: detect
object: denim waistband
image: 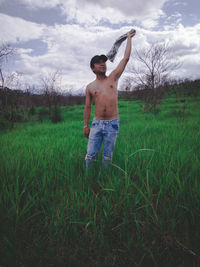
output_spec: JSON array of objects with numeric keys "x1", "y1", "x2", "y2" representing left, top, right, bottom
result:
[{"x1": 93, "y1": 117, "x2": 119, "y2": 123}]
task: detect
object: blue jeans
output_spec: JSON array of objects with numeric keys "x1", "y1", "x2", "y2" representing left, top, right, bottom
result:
[{"x1": 85, "y1": 117, "x2": 119, "y2": 169}]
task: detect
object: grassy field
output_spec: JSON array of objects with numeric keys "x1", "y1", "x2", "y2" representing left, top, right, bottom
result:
[{"x1": 0, "y1": 93, "x2": 200, "y2": 266}]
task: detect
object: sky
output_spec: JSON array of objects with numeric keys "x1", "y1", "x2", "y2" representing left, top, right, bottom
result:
[{"x1": 0, "y1": 0, "x2": 200, "y2": 93}]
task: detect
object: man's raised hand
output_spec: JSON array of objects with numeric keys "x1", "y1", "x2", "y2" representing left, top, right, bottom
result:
[{"x1": 128, "y1": 29, "x2": 136, "y2": 38}]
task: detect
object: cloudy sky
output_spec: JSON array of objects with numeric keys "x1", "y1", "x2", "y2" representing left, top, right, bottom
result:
[{"x1": 0, "y1": 0, "x2": 200, "y2": 93}]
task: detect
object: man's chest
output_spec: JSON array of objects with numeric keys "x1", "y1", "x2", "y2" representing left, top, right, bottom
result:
[{"x1": 90, "y1": 82, "x2": 117, "y2": 98}]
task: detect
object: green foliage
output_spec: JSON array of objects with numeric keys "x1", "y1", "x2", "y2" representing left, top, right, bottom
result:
[
  {"x1": 50, "y1": 105, "x2": 62, "y2": 123},
  {"x1": 2, "y1": 107, "x2": 29, "y2": 123},
  {"x1": 0, "y1": 114, "x2": 13, "y2": 130},
  {"x1": 38, "y1": 106, "x2": 49, "y2": 122},
  {"x1": 28, "y1": 106, "x2": 35, "y2": 116},
  {"x1": 0, "y1": 95, "x2": 200, "y2": 266}
]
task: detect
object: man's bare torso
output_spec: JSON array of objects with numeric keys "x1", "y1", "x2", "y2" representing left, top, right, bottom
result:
[{"x1": 88, "y1": 76, "x2": 119, "y2": 120}]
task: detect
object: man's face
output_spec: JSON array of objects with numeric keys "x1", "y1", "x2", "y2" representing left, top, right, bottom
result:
[{"x1": 92, "y1": 59, "x2": 107, "y2": 74}]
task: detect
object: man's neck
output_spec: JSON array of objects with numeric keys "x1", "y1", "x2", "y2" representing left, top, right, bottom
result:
[{"x1": 96, "y1": 73, "x2": 107, "y2": 81}]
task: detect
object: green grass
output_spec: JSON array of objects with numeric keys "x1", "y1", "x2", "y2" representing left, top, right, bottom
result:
[{"x1": 0, "y1": 95, "x2": 200, "y2": 266}]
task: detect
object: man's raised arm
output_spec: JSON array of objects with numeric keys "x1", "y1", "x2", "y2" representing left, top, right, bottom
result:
[
  {"x1": 84, "y1": 86, "x2": 92, "y2": 138},
  {"x1": 110, "y1": 30, "x2": 136, "y2": 81}
]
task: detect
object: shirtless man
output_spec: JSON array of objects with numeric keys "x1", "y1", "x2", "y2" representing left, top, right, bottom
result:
[{"x1": 84, "y1": 30, "x2": 136, "y2": 169}]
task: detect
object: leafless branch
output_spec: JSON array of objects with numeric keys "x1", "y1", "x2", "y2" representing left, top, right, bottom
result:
[{"x1": 0, "y1": 43, "x2": 15, "y2": 66}]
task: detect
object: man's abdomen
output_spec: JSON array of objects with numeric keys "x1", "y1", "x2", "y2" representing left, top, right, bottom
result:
[{"x1": 95, "y1": 101, "x2": 119, "y2": 120}]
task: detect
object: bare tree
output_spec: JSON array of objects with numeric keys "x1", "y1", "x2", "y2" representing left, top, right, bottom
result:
[
  {"x1": 40, "y1": 70, "x2": 62, "y2": 112},
  {"x1": 129, "y1": 42, "x2": 181, "y2": 113},
  {"x1": 0, "y1": 44, "x2": 16, "y2": 112},
  {"x1": 40, "y1": 70, "x2": 63, "y2": 123},
  {"x1": 0, "y1": 43, "x2": 14, "y2": 64},
  {"x1": 0, "y1": 43, "x2": 14, "y2": 88},
  {"x1": 120, "y1": 76, "x2": 134, "y2": 100}
]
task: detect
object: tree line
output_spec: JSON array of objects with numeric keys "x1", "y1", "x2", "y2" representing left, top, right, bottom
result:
[{"x1": 119, "y1": 78, "x2": 200, "y2": 114}]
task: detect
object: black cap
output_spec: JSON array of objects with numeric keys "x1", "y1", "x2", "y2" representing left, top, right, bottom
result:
[{"x1": 90, "y1": 54, "x2": 108, "y2": 69}]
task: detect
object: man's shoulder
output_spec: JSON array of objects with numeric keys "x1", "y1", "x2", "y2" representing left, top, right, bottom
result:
[
  {"x1": 107, "y1": 71, "x2": 119, "y2": 82},
  {"x1": 86, "y1": 81, "x2": 96, "y2": 91}
]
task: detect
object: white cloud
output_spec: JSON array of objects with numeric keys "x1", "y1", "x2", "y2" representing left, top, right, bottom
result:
[
  {"x1": 168, "y1": 24, "x2": 200, "y2": 57},
  {"x1": 18, "y1": 0, "x2": 60, "y2": 9},
  {"x1": 1, "y1": 2, "x2": 200, "y2": 92},
  {"x1": 13, "y1": 24, "x2": 121, "y2": 89},
  {"x1": 18, "y1": 0, "x2": 167, "y2": 27},
  {"x1": 173, "y1": 1, "x2": 188, "y2": 7},
  {"x1": 17, "y1": 48, "x2": 33, "y2": 54},
  {"x1": 14, "y1": 22, "x2": 200, "y2": 90},
  {"x1": 19, "y1": 0, "x2": 167, "y2": 16},
  {"x1": 0, "y1": 13, "x2": 45, "y2": 44},
  {"x1": 61, "y1": 0, "x2": 167, "y2": 28},
  {"x1": 80, "y1": 0, "x2": 166, "y2": 17}
]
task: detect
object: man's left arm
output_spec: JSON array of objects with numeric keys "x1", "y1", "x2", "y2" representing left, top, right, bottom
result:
[{"x1": 110, "y1": 30, "x2": 136, "y2": 81}]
